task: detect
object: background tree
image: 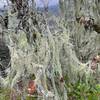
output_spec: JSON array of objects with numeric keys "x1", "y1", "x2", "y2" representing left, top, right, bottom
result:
[{"x1": 42, "y1": 0, "x2": 49, "y2": 12}]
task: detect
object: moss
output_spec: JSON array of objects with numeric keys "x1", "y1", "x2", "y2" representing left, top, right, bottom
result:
[
  {"x1": 29, "y1": 74, "x2": 36, "y2": 80},
  {"x1": 0, "y1": 88, "x2": 39, "y2": 100},
  {"x1": 0, "y1": 88, "x2": 10, "y2": 100},
  {"x1": 26, "y1": 96, "x2": 37, "y2": 100}
]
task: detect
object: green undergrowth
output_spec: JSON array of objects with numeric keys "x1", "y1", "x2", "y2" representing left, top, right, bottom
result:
[
  {"x1": 64, "y1": 75, "x2": 100, "y2": 100},
  {"x1": 0, "y1": 88, "x2": 37, "y2": 100},
  {"x1": 0, "y1": 88, "x2": 11, "y2": 100},
  {"x1": 0, "y1": 73, "x2": 100, "y2": 100}
]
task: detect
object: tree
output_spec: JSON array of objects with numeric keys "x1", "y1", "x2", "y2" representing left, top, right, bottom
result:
[
  {"x1": 59, "y1": 0, "x2": 65, "y2": 17},
  {"x1": 42, "y1": 0, "x2": 49, "y2": 12},
  {"x1": 31, "y1": 0, "x2": 36, "y2": 10}
]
